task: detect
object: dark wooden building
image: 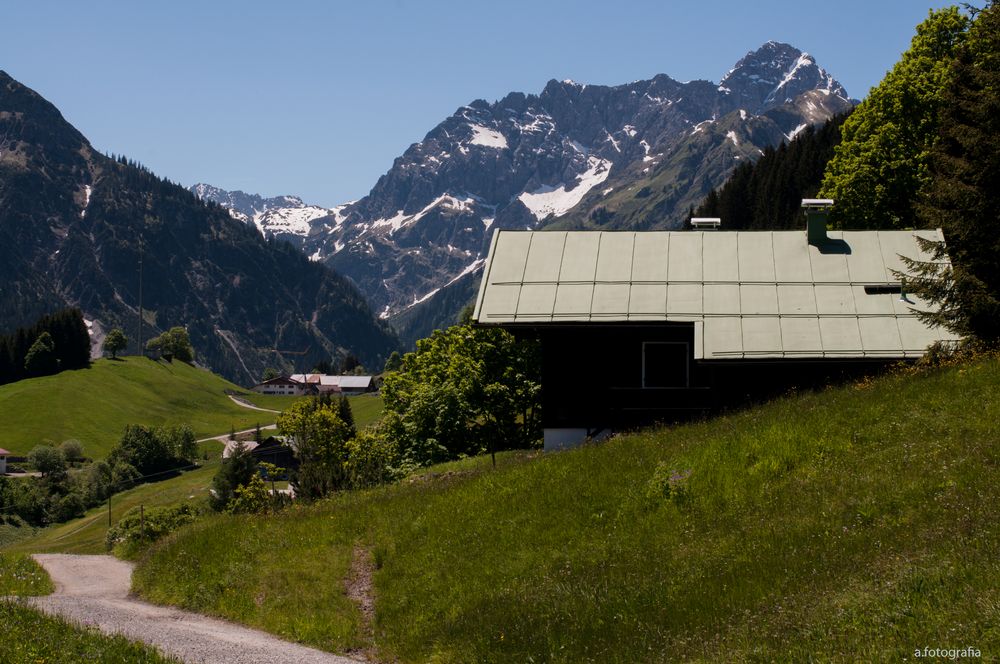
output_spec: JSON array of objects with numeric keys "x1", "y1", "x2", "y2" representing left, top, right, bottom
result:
[{"x1": 473, "y1": 205, "x2": 957, "y2": 449}]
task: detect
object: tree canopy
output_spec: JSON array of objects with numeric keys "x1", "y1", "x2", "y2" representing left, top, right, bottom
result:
[
  {"x1": 103, "y1": 328, "x2": 128, "y2": 359},
  {"x1": 905, "y1": 1, "x2": 1000, "y2": 343},
  {"x1": 146, "y1": 326, "x2": 195, "y2": 363},
  {"x1": 820, "y1": 7, "x2": 969, "y2": 228},
  {"x1": 380, "y1": 323, "x2": 541, "y2": 466}
]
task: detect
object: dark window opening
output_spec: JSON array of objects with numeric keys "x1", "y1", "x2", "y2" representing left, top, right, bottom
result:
[
  {"x1": 864, "y1": 284, "x2": 903, "y2": 295},
  {"x1": 643, "y1": 342, "x2": 689, "y2": 388}
]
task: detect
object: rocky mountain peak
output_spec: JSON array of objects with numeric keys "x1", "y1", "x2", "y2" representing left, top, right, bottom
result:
[{"x1": 719, "y1": 41, "x2": 849, "y2": 113}]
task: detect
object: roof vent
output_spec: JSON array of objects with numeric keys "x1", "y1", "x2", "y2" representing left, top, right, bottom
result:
[
  {"x1": 691, "y1": 217, "x2": 721, "y2": 230},
  {"x1": 802, "y1": 199, "x2": 833, "y2": 245}
]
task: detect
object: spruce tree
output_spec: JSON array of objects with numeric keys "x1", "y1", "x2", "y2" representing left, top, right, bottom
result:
[{"x1": 905, "y1": 1, "x2": 1000, "y2": 343}]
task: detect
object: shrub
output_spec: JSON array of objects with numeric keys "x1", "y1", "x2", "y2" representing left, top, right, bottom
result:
[
  {"x1": 105, "y1": 503, "x2": 198, "y2": 556},
  {"x1": 27, "y1": 445, "x2": 67, "y2": 479},
  {"x1": 226, "y1": 475, "x2": 272, "y2": 515},
  {"x1": 645, "y1": 463, "x2": 693, "y2": 509},
  {"x1": 59, "y1": 439, "x2": 84, "y2": 463},
  {"x1": 346, "y1": 429, "x2": 401, "y2": 488}
]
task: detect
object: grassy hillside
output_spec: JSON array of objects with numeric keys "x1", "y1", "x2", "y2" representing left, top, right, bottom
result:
[
  {"x1": 3, "y1": 393, "x2": 383, "y2": 555},
  {"x1": 132, "y1": 355, "x2": 1000, "y2": 662},
  {"x1": 0, "y1": 357, "x2": 296, "y2": 458},
  {"x1": 4, "y1": 460, "x2": 221, "y2": 556}
]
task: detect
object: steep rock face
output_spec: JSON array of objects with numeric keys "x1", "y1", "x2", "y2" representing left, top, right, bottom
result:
[
  {"x1": 196, "y1": 42, "x2": 854, "y2": 345},
  {"x1": 313, "y1": 42, "x2": 853, "y2": 330},
  {"x1": 0, "y1": 72, "x2": 398, "y2": 384}
]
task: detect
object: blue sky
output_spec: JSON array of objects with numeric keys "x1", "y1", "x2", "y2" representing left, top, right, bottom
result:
[{"x1": 2, "y1": 1, "x2": 956, "y2": 207}]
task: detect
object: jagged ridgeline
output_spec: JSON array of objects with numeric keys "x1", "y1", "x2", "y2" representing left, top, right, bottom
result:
[
  {"x1": 0, "y1": 71, "x2": 398, "y2": 385},
  {"x1": 693, "y1": 111, "x2": 851, "y2": 229}
]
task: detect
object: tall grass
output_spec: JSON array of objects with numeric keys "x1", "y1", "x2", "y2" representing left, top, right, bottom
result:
[
  {"x1": 134, "y1": 357, "x2": 1000, "y2": 662},
  {"x1": 0, "y1": 602, "x2": 179, "y2": 662},
  {"x1": 0, "y1": 552, "x2": 53, "y2": 596}
]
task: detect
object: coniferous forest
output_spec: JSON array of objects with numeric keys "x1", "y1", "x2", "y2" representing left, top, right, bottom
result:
[
  {"x1": 692, "y1": 111, "x2": 851, "y2": 230},
  {"x1": 0, "y1": 308, "x2": 90, "y2": 385}
]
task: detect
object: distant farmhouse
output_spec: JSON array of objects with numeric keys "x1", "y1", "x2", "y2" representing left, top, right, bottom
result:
[
  {"x1": 0, "y1": 447, "x2": 9, "y2": 474},
  {"x1": 251, "y1": 374, "x2": 374, "y2": 396},
  {"x1": 473, "y1": 201, "x2": 959, "y2": 449}
]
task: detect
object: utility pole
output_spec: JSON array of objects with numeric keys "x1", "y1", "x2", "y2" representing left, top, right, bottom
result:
[{"x1": 137, "y1": 236, "x2": 144, "y2": 357}]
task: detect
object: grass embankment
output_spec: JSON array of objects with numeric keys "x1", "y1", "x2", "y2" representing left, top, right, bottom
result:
[
  {"x1": 0, "y1": 553, "x2": 174, "y2": 662},
  {"x1": 0, "y1": 356, "x2": 295, "y2": 458},
  {"x1": 3, "y1": 461, "x2": 220, "y2": 556},
  {"x1": 0, "y1": 552, "x2": 54, "y2": 595},
  {"x1": 133, "y1": 357, "x2": 1000, "y2": 662}
]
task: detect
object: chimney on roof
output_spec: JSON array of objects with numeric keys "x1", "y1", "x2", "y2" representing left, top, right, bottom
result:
[
  {"x1": 802, "y1": 199, "x2": 834, "y2": 245},
  {"x1": 691, "y1": 217, "x2": 721, "y2": 230}
]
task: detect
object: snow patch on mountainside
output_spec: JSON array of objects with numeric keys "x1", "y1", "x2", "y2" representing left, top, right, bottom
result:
[
  {"x1": 254, "y1": 205, "x2": 329, "y2": 236},
  {"x1": 371, "y1": 193, "x2": 481, "y2": 235},
  {"x1": 469, "y1": 124, "x2": 508, "y2": 149},
  {"x1": 80, "y1": 185, "x2": 92, "y2": 218},
  {"x1": 518, "y1": 156, "x2": 612, "y2": 220}
]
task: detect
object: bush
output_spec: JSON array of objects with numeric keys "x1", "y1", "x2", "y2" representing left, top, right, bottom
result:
[
  {"x1": 226, "y1": 476, "x2": 272, "y2": 515},
  {"x1": 59, "y1": 439, "x2": 84, "y2": 463},
  {"x1": 346, "y1": 429, "x2": 401, "y2": 488},
  {"x1": 210, "y1": 442, "x2": 257, "y2": 511},
  {"x1": 28, "y1": 445, "x2": 67, "y2": 479},
  {"x1": 108, "y1": 424, "x2": 197, "y2": 476},
  {"x1": 105, "y1": 503, "x2": 198, "y2": 557}
]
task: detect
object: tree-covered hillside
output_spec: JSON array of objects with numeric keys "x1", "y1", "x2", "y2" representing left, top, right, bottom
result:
[
  {"x1": 692, "y1": 111, "x2": 850, "y2": 229},
  {"x1": 0, "y1": 72, "x2": 398, "y2": 384}
]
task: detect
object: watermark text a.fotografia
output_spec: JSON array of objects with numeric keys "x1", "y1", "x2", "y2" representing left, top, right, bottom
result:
[{"x1": 913, "y1": 646, "x2": 981, "y2": 660}]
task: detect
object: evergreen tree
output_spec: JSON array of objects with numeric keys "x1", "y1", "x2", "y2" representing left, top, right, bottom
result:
[
  {"x1": 24, "y1": 331, "x2": 58, "y2": 376},
  {"x1": 210, "y1": 442, "x2": 258, "y2": 511},
  {"x1": 819, "y1": 8, "x2": 969, "y2": 228},
  {"x1": 905, "y1": 1, "x2": 1000, "y2": 343},
  {"x1": 337, "y1": 396, "x2": 357, "y2": 439},
  {"x1": 693, "y1": 113, "x2": 850, "y2": 230}
]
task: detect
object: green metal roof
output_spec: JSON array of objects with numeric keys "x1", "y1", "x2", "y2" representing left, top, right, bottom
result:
[{"x1": 472, "y1": 229, "x2": 959, "y2": 360}]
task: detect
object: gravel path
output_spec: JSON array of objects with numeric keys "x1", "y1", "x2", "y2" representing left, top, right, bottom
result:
[{"x1": 29, "y1": 554, "x2": 361, "y2": 664}]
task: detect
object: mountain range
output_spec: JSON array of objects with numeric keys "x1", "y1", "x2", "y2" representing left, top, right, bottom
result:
[
  {"x1": 0, "y1": 71, "x2": 398, "y2": 384},
  {"x1": 192, "y1": 42, "x2": 855, "y2": 345}
]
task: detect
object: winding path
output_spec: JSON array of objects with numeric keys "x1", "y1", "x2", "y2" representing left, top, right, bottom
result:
[{"x1": 28, "y1": 554, "x2": 361, "y2": 664}]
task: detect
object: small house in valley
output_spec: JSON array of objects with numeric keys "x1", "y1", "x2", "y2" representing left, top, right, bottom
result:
[
  {"x1": 251, "y1": 376, "x2": 310, "y2": 396},
  {"x1": 472, "y1": 201, "x2": 959, "y2": 449},
  {"x1": 0, "y1": 447, "x2": 9, "y2": 474},
  {"x1": 252, "y1": 373, "x2": 376, "y2": 396}
]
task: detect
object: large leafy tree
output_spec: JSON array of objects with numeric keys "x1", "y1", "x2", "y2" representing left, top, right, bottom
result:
[
  {"x1": 904, "y1": 1, "x2": 1000, "y2": 343},
  {"x1": 380, "y1": 323, "x2": 541, "y2": 466},
  {"x1": 278, "y1": 398, "x2": 352, "y2": 500},
  {"x1": 820, "y1": 7, "x2": 969, "y2": 228},
  {"x1": 103, "y1": 327, "x2": 127, "y2": 359}
]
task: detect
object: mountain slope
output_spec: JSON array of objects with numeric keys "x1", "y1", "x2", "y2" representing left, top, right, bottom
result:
[
  {"x1": 191, "y1": 43, "x2": 855, "y2": 346},
  {"x1": 189, "y1": 183, "x2": 346, "y2": 250},
  {"x1": 0, "y1": 71, "x2": 398, "y2": 383},
  {"x1": 313, "y1": 42, "x2": 853, "y2": 326}
]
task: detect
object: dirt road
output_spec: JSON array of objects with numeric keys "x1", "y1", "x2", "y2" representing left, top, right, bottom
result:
[{"x1": 29, "y1": 554, "x2": 361, "y2": 664}]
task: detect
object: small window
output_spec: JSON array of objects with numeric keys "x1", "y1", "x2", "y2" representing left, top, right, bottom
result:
[
  {"x1": 864, "y1": 284, "x2": 902, "y2": 295},
  {"x1": 643, "y1": 342, "x2": 689, "y2": 388}
]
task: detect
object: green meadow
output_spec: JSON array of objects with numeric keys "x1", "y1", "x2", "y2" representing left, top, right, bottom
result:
[{"x1": 129, "y1": 356, "x2": 1000, "y2": 662}]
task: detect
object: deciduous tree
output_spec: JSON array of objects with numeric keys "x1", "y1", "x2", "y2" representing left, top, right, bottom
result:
[{"x1": 820, "y1": 8, "x2": 969, "y2": 228}]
